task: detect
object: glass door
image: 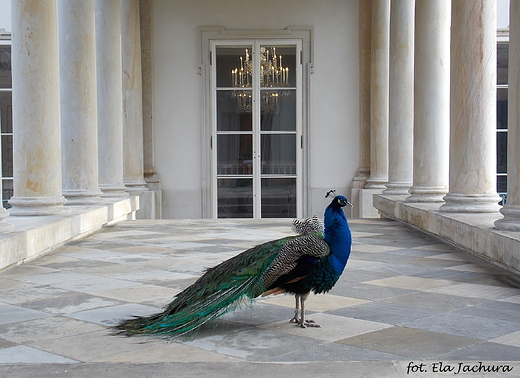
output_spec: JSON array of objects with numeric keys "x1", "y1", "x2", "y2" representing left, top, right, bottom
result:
[{"x1": 212, "y1": 41, "x2": 301, "y2": 218}]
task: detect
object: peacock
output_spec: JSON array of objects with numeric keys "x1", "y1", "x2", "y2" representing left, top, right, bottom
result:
[{"x1": 114, "y1": 193, "x2": 352, "y2": 337}]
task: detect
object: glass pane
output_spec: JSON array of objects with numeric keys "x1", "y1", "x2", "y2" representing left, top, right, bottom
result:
[
  {"x1": 2, "y1": 179, "x2": 12, "y2": 207},
  {"x1": 216, "y1": 46, "x2": 252, "y2": 88},
  {"x1": 217, "y1": 90, "x2": 252, "y2": 131},
  {"x1": 261, "y1": 178, "x2": 296, "y2": 218},
  {"x1": 497, "y1": 175, "x2": 507, "y2": 196},
  {"x1": 497, "y1": 131, "x2": 507, "y2": 174},
  {"x1": 218, "y1": 178, "x2": 253, "y2": 218},
  {"x1": 260, "y1": 89, "x2": 296, "y2": 131},
  {"x1": 497, "y1": 43, "x2": 508, "y2": 85},
  {"x1": 259, "y1": 46, "x2": 296, "y2": 88},
  {"x1": 0, "y1": 91, "x2": 12, "y2": 133},
  {"x1": 261, "y1": 134, "x2": 296, "y2": 175},
  {"x1": 217, "y1": 134, "x2": 252, "y2": 175},
  {"x1": 0, "y1": 45, "x2": 11, "y2": 89},
  {"x1": 497, "y1": 88, "x2": 508, "y2": 130},
  {"x1": 1, "y1": 135, "x2": 13, "y2": 178}
]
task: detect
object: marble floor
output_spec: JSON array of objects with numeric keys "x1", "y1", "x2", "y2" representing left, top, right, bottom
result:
[{"x1": 1, "y1": 217, "x2": 520, "y2": 377}]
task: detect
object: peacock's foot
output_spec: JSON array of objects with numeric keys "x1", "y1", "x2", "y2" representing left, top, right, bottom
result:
[
  {"x1": 289, "y1": 316, "x2": 299, "y2": 324},
  {"x1": 289, "y1": 308, "x2": 300, "y2": 324},
  {"x1": 297, "y1": 319, "x2": 321, "y2": 328}
]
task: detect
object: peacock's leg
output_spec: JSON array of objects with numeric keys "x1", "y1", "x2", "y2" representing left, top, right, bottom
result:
[
  {"x1": 298, "y1": 292, "x2": 321, "y2": 328},
  {"x1": 289, "y1": 294, "x2": 301, "y2": 324}
]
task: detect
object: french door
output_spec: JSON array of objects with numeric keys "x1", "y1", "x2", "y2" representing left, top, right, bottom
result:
[{"x1": 211, "y1": 40, "x2": 302, "y2": 218}]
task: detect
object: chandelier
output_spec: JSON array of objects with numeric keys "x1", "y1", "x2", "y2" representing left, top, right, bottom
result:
[{"x1": 231, "y1": 47, "x2": 290, "y2": 114}]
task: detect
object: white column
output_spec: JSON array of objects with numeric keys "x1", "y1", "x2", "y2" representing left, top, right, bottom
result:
[
  {"x1": 121, "y1": 0, "x2": 147, "y2": 192},
  {"x1": 352, "y1": 0, "x2": 372, "y2": 188},
  {"x1": 407, "y1": 0, "x2": 450, "y2": 203},
  {"x1": 365, "y1": 0, "x2": 390, "y2": 189},
  {"x1": 384, "y1": 0, "x2": 415, "y2": 195},
  {"x1": 495, "y1": 0, "x2": 520, "y2": 230},
  {"x1": 59, "y1": 0, "x2": 104, "y2": 206},
  {"x1": 8, "y1": 0, "x2": 70, "y2": 216},
  {"x1": 440, "y1": 0, "x2": 501, "y2": 213},
  {"x1": 96, "y1": 0, "x2": 128, "y2": 197},
  {"x1": 140, "y1": 0, "x2": 159, "y2": 186}
]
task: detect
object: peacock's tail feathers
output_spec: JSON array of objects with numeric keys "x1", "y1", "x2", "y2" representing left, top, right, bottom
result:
[
  {"x1": 115, "y1": 277, "x2": 258, "y2": 338},
  {"x1": 114, "y1": 236, "x2": 295, "y2": 337}
]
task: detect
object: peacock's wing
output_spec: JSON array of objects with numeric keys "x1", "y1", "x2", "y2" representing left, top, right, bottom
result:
[{"x1": 260, "y1": 233, "x2": 330, "y2": 294}]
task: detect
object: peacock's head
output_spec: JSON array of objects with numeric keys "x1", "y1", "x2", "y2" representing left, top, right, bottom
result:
[{"x1": 329, "y1": 194, "x2": 352, "y2": 208}]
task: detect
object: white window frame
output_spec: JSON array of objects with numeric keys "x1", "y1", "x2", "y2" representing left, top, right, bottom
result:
[
  {"x1": 0, "y1": 34, "x2": 12, "y2": 208},
  {"x1": 210, "y1": 40, "x2": 303, "y2": 218}
]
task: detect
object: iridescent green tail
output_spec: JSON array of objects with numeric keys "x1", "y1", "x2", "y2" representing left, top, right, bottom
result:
[
  {"x1": 114, "y1": 277, "x2": 258, "y2": 337},
  {"x1": 113, "y1": 238, "x2": 289, "y2": 337}
]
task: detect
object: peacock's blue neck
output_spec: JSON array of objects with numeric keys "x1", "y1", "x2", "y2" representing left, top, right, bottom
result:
[{"x1": 324, "y1": 206, "x2": 352, "y2": 275}]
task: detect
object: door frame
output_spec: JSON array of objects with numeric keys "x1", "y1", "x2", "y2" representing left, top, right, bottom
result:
[{"x1": 198, "y1": 26, "x2": 314, "y2": 218}]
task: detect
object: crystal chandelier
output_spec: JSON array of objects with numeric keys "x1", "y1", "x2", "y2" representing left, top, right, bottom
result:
[{"x1": 231, "y1": 47, "x2": 290, "y2": 114}]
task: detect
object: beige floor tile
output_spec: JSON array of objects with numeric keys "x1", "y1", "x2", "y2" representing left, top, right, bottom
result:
[
  {"x1": 28, "y1": 330, "x2": 163, "y2": 362},
  {"x1": 351, "y1": 244, "x2": 403, "y2": 253},
  {"x1": 365, "y1": 275, "x2": 456, "y2": 291},
  {"x1": 490, "y1": 331, "x2": 520, "y2": 348},
  {"x1": 97, "y1": 340, "x2": 241, "y2": 363},
  {"x1": 351, "y1": 232, "x2": 385, "y2": 238},
  {"x1": 0, "y1": 316, "x2": 104, "y2": 344},
  {"x1": 95, "y1": 284, "x2": 181, "y2": 303},
  {"x1": 448, "y1": 263, "x2": 510, "y2": 274},
  {"x1": 259, "y1": 293, "x2": 369, "y2": 312},
  {"x1": 428, "y1": 282, "x2": 520, "y2": 300},
  {"x1": 262, "y1": 313, "x2": 391, "y2": 342}
]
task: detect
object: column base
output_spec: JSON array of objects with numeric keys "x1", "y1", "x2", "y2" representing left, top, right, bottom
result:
[
  {"x1": 383, "y1": 182, "x2": 412, "y2": 195},
  {"x1": 440, "y1": 193, "x2": 501, "y2": 213},
  {"x1": 365, "y1": 178, "x2": 388, "y2": 190},
  {"x1": 406, "y1": 186, "x2": 447, "y2": 203},
  {"x1": 0, "y1": 208, "x2": 14, "y2": 233},
  {"x1": 100, "y1": 185, "x2": 130, "y2": 198},
  {"x1": 494, "y1": 205, "x2": 520, "y2": 231},
  {"x1": 63, "y1": 189, "x2": 106, "y2": 206},
  {"x1": 125, "y1": 180, "x2": 149, "y2": 192},
  {"x1": 8, "y1": 195, "x2": 71, "y2": 216}
]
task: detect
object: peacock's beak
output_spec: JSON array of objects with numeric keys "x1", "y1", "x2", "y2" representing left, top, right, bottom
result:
[{"x1": 339, "y1": 198, "x2": 353, "y2": 207}]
